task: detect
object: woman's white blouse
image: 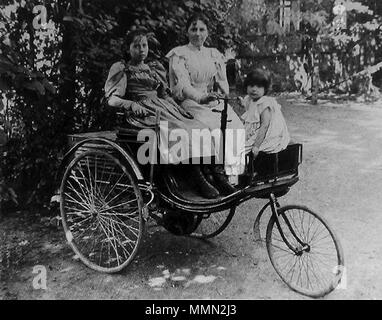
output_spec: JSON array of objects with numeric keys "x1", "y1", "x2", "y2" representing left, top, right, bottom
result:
[
  {"x1": 166, "y1": 44, "x2": 229, "y2": 102},
  {"x1": 166, "y1": 43, "x2": 246, "y2": 176}
]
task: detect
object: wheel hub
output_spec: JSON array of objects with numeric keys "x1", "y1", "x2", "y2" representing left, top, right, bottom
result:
[
  {"x1": 295, "y1": 244, "x2": 310, "y2": 256},
  {"x1": 89, "y1": 205, "x2": 98, "y2": 218}
]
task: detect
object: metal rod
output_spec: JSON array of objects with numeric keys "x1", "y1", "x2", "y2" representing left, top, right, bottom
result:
[
  {"x1": 150, "y1": 110, "x2": 161, "y2": 185},
  {"x1": 220, "y1": 96, "x2": 229, "y2": 165}
]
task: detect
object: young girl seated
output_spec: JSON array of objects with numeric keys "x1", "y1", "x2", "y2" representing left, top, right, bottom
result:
[{"x1": 240, "y1": 69, "x2": 290, "y2": 158}]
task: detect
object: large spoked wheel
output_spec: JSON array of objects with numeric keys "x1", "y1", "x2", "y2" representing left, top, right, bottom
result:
[
  {"x1": 266, "y1": 205, "x2": 344, "y2": 298},
  {"x1": 191, "y1": 207, "x2": 236, "y2": 239},
  {"x1": 60, "y1": 150, "x2": 144, "y2": 273}
]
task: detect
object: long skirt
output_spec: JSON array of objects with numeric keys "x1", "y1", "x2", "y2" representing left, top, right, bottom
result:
[
  {"x1": 126, "y1": 95, "x2": 219, "y2": 165},
  {"x1": 179, "y1": 99, "x2": 246, "y2": 176}
]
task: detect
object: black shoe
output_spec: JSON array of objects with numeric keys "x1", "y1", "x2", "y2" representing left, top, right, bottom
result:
[
  {"x1": 211, "y1": 165, "x2": 237, "y2": 195},
  {"x1": 192, "y1": 165, "x2": 220, "y2": 199},
  {"x1": 202, "y1": 165, "x2": 216, "y2": 186}
]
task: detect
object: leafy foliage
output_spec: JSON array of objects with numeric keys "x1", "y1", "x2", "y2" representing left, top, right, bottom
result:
[
  {"x1": 0, "y1": 0, "x2": 381, "y2": 212},
  {"x1": 0, "y1": 0, "x2": 242, "y2": 211},
  {"x1": 235, "y1": 0, "x2": 382, "y2": 96}
]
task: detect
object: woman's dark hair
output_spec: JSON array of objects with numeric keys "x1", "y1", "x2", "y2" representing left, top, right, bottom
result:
[
  {"x1": 243, "y1": 69, "x2": 271, "y2": 94},
  {"x1": 185, "y1": 13, "x2": 209, "y2": 31}
]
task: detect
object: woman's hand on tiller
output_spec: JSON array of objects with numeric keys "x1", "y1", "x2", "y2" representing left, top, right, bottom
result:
[{"x1": 200, "y1": 92, "x2": 224, "y2": 104}]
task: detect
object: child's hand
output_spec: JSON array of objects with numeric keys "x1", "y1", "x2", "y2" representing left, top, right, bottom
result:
[
  {"x1": 131, "y1": 102, "x2": 148, "y2": 117},
  {"x1": 238, "y1": 96, "x2": 245, "y2": 107}
]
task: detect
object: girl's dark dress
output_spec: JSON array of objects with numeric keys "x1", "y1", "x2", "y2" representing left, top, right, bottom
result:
[{"x1": 105, "y1": 60, "x2": 218, "y2": 163}]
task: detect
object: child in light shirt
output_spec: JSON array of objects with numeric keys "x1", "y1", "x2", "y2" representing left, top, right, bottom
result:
[{"x1": 240, "y1": 69, "x2": 290, "y2": 158}]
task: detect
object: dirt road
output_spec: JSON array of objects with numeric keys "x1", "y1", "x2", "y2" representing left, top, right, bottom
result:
[{"x1": 1, "y1": 96, "x2": 382, "y2": 300}]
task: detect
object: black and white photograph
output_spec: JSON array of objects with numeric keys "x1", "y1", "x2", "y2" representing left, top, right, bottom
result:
[{"x1": 0, "y1": 0, "x2": 381, "y2": 303}]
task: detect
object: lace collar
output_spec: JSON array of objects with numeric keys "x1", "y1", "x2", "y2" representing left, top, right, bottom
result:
[{"x1": 187, "y1": 43, "x2": 207, "y2": 53}]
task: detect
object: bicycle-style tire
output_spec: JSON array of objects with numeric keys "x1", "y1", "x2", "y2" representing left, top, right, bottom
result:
[
  {"x1": 60, "y1": 150, "x2": 144, "y2": 273},
  {"x1": 266, "y1": 205, "x2": 344, "y2": 298}
]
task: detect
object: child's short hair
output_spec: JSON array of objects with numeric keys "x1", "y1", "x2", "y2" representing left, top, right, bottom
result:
[{"x1": 243, "y1": 69, "x2": 271, "y2": 94}]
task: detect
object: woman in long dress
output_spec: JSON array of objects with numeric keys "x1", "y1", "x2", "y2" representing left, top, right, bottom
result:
[
  {"x1": 104, "y1": 29, "x2": 222, "y2": 198},
  {"x1": 166, "y1": 13, "x2": 246, "y2": 192}
]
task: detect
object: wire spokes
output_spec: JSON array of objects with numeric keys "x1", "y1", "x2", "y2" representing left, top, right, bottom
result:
[{"x1": 61, "y1": 150, "x2": 143, "y2": 272}]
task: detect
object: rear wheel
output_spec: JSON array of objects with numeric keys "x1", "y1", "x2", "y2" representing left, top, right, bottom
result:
[
  {"x1": 191, "y1": 207, "x2": 236, "y2": 239},
  {"x1": 266, "y1": 205, "x2": 344, "y2": 298},
  {"x1": 60, "y1": 150, "x2": 144, "y2": 273}
]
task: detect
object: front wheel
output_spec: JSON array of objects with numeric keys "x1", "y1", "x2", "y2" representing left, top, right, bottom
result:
[{"x1": 266, "y1": 205, "x2": 344, "y2": 298}]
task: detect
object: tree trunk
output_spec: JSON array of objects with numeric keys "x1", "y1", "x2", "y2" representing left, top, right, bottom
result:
[
  {"x1": 59, "y1": 21, "x2": 77, "y2": 133},
  {"x1": 311, "y1": 41, "x2": 319, "y2": 105}
]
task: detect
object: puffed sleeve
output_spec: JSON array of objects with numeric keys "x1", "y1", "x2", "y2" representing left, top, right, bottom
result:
[
  {"x1": 148, "y1": 60, "x2": 167, "y2": 84},
  {"x1": 257, "y1": 96, "x2": 278, "y2": 114},
  {"x1": 211, "y1": 48, "x2": 229, "y2": 95},
  {"x1": 104, "y1": 61, "x2": 127, "y2": 99},
  {"x1": 166, "y1": 46, "x2": 205, "y2": 103},
  {"x1": 148, "y1": 60, "x2": 171, "y2": 98}
]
